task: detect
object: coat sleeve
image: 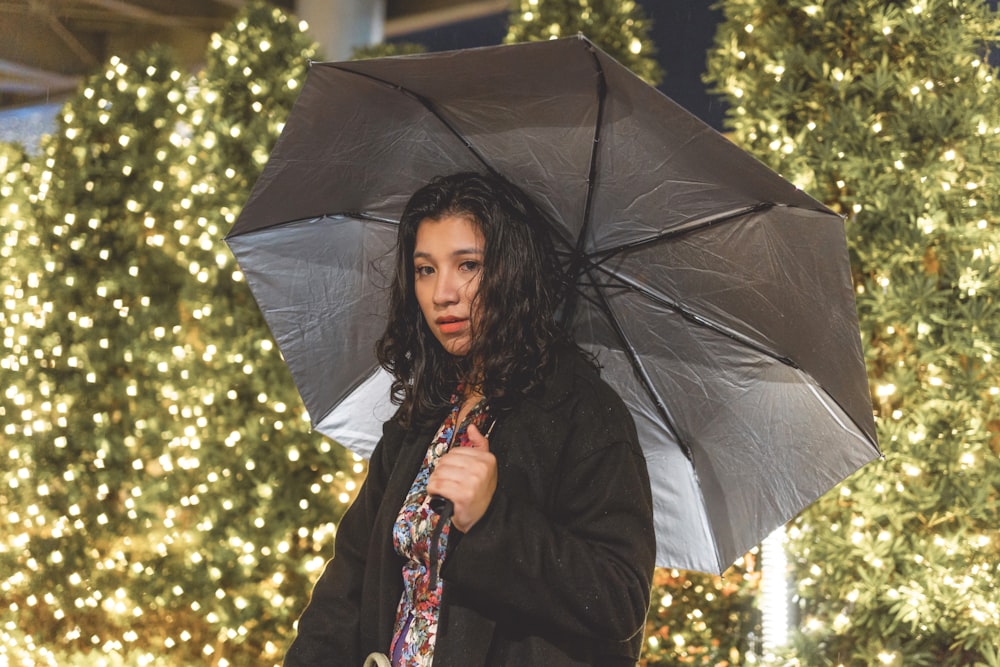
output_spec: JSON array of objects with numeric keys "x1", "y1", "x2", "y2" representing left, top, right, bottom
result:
[
  {"x1": 283, "y1": 418, "x2": 404, "y2": 667},
  {"x1": 441, "y1": 389, "x2": 656, "y2": 645}
]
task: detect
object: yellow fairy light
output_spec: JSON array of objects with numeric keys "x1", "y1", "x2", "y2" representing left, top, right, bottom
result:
[{"x1": 875, "y1": 383, "x2": 896, "y2": 398}]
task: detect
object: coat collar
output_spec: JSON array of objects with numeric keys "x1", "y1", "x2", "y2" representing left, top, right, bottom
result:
[{"x1": 526, "y1": 345, "x2": 592, "y2": 410}]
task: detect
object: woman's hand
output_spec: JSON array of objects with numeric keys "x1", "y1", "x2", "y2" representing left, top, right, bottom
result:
[{"x1": 427, "y1": 424, "x2": 497, "y2": 532}]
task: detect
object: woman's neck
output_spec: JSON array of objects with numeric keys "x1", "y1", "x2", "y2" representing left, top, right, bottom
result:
[{"x1": 456, "y1": 383, "x2": 484, "y2": 425}]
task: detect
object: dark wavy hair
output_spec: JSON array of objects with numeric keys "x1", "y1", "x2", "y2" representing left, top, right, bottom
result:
[{"x1": 375, "y1": 172, "x2": 573, "y2": 427}]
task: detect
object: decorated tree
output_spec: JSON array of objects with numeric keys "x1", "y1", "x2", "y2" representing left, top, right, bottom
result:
[
  {"x1": 706, "y1": 0, "x2": 1000, "y2": 664},
  {"x1": 1, "y1": 3, "x2": 364, "y2": 665},
  {"x1": 642, "y1": 558, "x2": 762, "y2": 666},
  {"x1": 0, "y1": 44, "x2": 199, "y2": 664},
  {"x1": 351, "y1": 41, "x2": 426, "y2": 60},
  {"x1": 505, "y1": 0, "x2": 664, "y2": 85}
]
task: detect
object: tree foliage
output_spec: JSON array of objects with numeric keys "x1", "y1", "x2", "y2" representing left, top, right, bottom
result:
[
  {"x1": 706, "y1": 1, "x2": 1000, "y2": 664},
  {"x1": 505, "y1": 0, "x2": 664, "y2": 85},
  {"x1": 0, "y1": 3, "x2": 363, "y2": 664}
]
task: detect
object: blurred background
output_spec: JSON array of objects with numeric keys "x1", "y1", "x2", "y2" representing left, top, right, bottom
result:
[
  {"x1": 2, "y1": 1, "x2": 999, "y2": 666},
  {"x1": 1, "y1": 0, "x2": 724, "y2": 150}
]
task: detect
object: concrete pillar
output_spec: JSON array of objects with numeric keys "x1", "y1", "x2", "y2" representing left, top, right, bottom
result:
[{"x1": 295, "y1": 0, "x2": 385, "y2": 61}]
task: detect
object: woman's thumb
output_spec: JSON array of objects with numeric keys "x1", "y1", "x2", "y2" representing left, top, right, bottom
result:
[{"x1": 466, "y1": 423, "x2": 490, "y2": 450}]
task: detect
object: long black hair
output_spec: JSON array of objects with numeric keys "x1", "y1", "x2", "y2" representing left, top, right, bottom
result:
[{"x1": 375, "y1": 172, "x2": 574, "y2": 427}]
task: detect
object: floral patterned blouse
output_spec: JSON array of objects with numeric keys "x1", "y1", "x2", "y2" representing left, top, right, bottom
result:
[{"x1": 389, "y1": 390, "x2": 491, "y2": 667}]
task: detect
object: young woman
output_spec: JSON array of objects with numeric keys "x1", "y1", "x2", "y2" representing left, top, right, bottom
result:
[{"x1": 285, "y1": 173, "x2": 655, "y2": 666}]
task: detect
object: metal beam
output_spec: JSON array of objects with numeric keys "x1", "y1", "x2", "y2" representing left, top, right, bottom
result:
[
  {"x1": 45, "y1": 13, "x2": 101, "y2": 67},
  {"x1": 73, "y1": 0, "x2": 195, "y2": 28},
  {"x1": 384, "y1": 0, "x2": 505, "y2": 37},
  {"x1": 0, "y1": 58, "x2": 80, "y2": 94}
]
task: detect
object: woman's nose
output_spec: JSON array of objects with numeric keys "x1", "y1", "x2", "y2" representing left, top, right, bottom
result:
[{"x1": 432, "y1": 270, "x2": 460, "y2": 305}]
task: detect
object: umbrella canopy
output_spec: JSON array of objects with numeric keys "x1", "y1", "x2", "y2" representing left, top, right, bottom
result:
[{"x1": 226, "y1": 35, "x2": 880, "y2": 574}]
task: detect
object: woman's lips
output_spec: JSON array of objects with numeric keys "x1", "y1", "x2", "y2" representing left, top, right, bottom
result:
[{"x1": 437, "y1": 318, "x2": 467, "y2": 334}]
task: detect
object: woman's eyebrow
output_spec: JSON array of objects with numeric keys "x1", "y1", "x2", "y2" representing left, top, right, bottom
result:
[{"x1": 412, "y1": 247, "x2": 484, "y2": 259}]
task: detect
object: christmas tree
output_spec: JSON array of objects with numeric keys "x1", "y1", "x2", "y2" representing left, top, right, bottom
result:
[
  {"x1": 0, "y1": 3, "x2": 363, "y2": 664},
  {"x1": 505, "y1": 0, "x2": 664, "y2": 85},
  {"x1": 351, "y1": 41, "x2": 426, "y2": 60},
  {"x1": 706, "y1": 0, "x2": 1000, "y2": 664},
  {"x1": 642, "y1": 560, "x2": 762, "y2": 666}
]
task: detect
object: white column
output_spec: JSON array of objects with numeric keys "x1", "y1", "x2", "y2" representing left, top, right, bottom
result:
[
  {"x1": 295, "y1": 0, "x2": 386, "y2": 61},
  {"x1": 760, "y1": 525, "x2": 789, "y2": 653}
]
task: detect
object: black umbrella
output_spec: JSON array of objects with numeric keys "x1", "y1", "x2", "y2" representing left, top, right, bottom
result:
[{"x1": 226, "y1": 36, "x2": 880, "y2": 575}]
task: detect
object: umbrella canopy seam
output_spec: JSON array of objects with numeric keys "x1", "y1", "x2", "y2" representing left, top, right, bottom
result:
[
  {"x1": 324, "y1": 62, "x2": 498, "y2": 180},
  {"x1": 587, "y1": 202, "x2": 776, "y2": 262},
  {"x1": 593, "y1": 262, "x2": 799, "y2": 368},
  {"x1": 590, "y1": 262, "x2": 878, "y2": 453},
  {"x1": 225, "y1": 211, "x2": 399, "y2": 240},
  {"x1": 575, "y1": 41, "x2": 608, "y2": 259},
  {"x1": 584, "y1": 263, "x2": 690, "y2": 460}
]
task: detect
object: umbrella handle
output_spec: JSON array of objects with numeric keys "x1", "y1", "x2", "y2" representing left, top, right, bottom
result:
[
  {"x1": 426, "y1": 414, "x2": 494, "y2": 589},
  {"x1": 427, "y1": 417, "x2": 497, "y2": 591},
  {"x1": 429, "y1": 495, "x2": 452, "y2": 515},
  {"x1": 427, "y1": 496, "x2": 453, "y2": 591},
  {"x1": 426, "y1": 413, "x2": 496, "y2": 516}
]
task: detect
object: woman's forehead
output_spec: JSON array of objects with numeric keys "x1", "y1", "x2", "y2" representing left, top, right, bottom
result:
[{"x1": 413, "y1": 214, "x2": 485, "y2": 256}]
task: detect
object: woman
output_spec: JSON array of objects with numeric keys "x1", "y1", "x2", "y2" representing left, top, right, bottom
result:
[{"x1": 285, "y1": 173, "x2": 655, "y2": 666}]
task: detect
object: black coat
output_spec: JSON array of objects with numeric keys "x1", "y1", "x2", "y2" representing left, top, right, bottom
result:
[{"x1": 285, "y1": 350, "x2": 656, "y2": 666}]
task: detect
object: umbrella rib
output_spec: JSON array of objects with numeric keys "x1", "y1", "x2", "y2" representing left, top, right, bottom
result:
[
  {"x1": 577, "y1": 44, "x2": 608, "y2": 257},
  {"x1": 588, "y1": 202, "x2": 776, "y2": 266},
  {"x1": 338, "y1": 211, "x2": 401, "y2": 228},
  {"x1": 558, "y1": 43, "x2": 609, "y2": 327},
  {"x1": 579, "y1": 266, "x2": 695, "y2": 462},
  {"x1": 576, "y1": 199, "x2": 803, "y2": 370},
  {"x1": 327, "y1": 64, "x2": 497, "y2": 176},
  {"x1": 589, "y1": 261, "x2": 800, "y2": 370}
]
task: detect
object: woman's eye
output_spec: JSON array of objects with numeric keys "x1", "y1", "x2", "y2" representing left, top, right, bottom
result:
[
  {"x1": 460, "y1": 260, "x2": 481, "y2": 272},
  {"x1": 415, "y1": 265, "x2": 434, "y2": 277}
]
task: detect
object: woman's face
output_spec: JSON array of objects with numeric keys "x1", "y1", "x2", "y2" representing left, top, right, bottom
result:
[{"x1": 413, "y1": 214, "x2": 485, "y2": 357}]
